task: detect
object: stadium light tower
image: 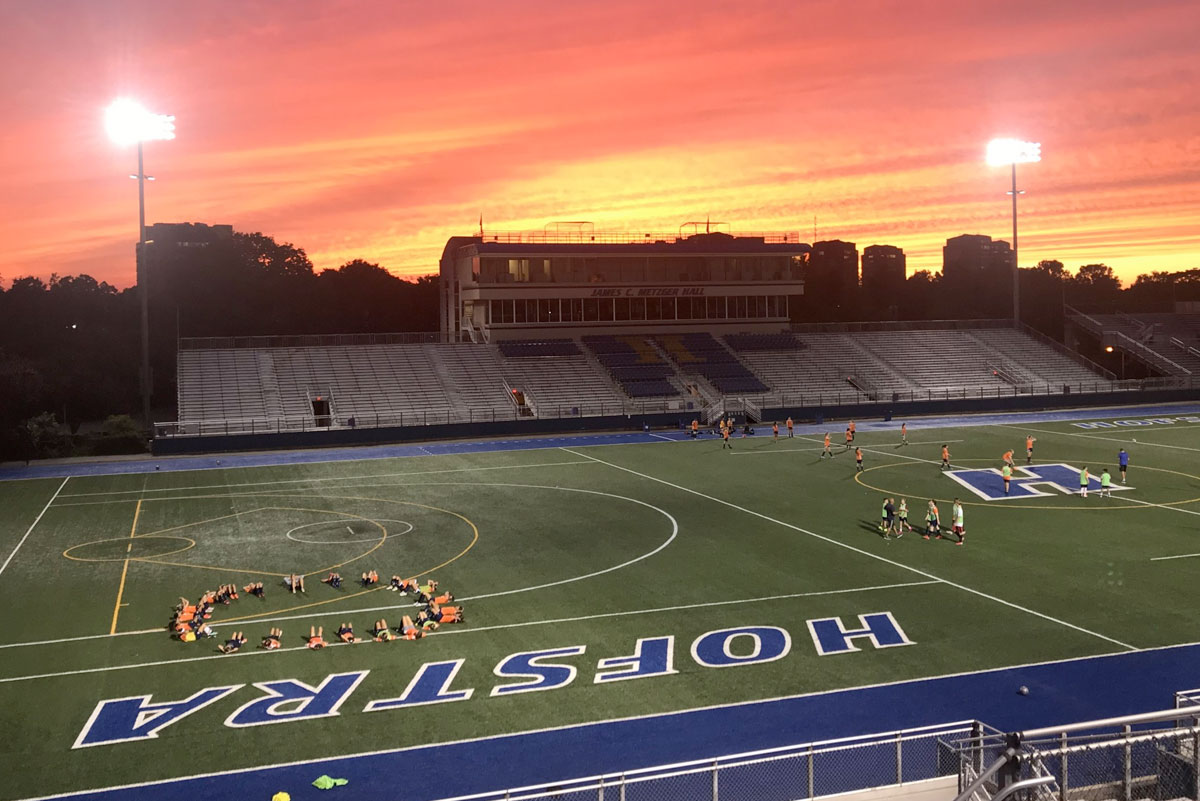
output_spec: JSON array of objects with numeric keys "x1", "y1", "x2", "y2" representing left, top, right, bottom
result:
[
  {"x1": 105, "y1": 99, "x2": 175, "y2": 431},
  {"x1": 986, "y1": 138, "x2": 1040, "y2": 327}
]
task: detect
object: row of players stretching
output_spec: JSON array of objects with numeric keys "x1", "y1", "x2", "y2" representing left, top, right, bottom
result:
[
  {"x1": 214, "y1": 578, "x2": 463, "y2": 654},
  {"x1": 171, "y1": 584, "x2": 243, "y2": 641}
]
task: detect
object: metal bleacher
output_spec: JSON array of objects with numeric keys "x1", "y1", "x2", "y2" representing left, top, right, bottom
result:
[
  {"x1": 497, "y1": 350, "x2": 629, "y2": 416},
  {"x1": 732, "y1": 333, "x2": 919, "y2": 400},
  {"x1": 171, "y1": 324, "x2": 1125, "y2": 435},
  {"x1": 176, "y1": 349, "x2": 281, "y2": 421}
]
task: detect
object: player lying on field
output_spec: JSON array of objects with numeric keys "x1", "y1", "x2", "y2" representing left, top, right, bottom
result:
[
  {"x1": 260, "y1": 627, "x2": 283, "y2": 650},
  {"x1": 398, "y1": 615, "x2": 423, "y2": 640},
  {"x1": 306, "y1": 626, "x2": 327, "y2": 650},
  {"x1": 371, "y1": 619, "x2": 398, "y2": 641},
  {"x1": 322, "y1": 572, "x2": 343, "y2": 589},
  {"x1": 244, "y1": 581, "x2": 265, "y2": 598},
  {"x1": 218, "y1": 632, "x2": 247, "y2": 654},
  {"x1": 284, "y1": 574, "x2": 305, "y2": 593},
  {"x1": 360, "y1": 570, "x2": 379, "y2": 586},
  {"x1": 336, "y1": 623, "x2": 359, "y2": 643},
  {"x1": 413, "y1": 580, "x2": 452, "y2": 604},
  {"x1": 417, "y1": 603, "x2": 464, "y2": 629},
  {"x1": 389, "y1": 576, "x2": 418, "y2": 593}
]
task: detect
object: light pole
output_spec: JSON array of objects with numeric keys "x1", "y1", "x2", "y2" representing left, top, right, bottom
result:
[
  {"x1": 986, "y1": 138, "x2": 1040, "y2": 327},
  {"x1": 105, "y1": 99, "x2": 175, "y2": 431}
]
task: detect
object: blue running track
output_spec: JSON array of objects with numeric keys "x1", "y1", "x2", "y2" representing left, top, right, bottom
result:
[{"x1": 3, "y1": 401, "x2": 1199, "y2": 482}]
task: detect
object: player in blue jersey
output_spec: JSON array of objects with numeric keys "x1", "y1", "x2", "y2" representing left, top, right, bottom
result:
[{"x1": 1118, "y1": 448, "x2": 1129, "y2": 484}]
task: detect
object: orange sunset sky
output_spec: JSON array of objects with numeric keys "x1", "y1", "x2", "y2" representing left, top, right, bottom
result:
[{"x1": 1, "y1": 0, "x2": 1198, "y2": 289}]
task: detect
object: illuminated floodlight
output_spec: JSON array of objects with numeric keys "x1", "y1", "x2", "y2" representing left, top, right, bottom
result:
[
  {"x1": 104, "y1": 98, "x2": 175, "y2": 146},
  {"x1": 986, "y1": 138, "x2": 1041, "y2": 166}
]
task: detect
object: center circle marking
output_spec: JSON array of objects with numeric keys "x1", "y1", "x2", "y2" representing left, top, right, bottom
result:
[{"x1": 286, "y1": 518, "x2": 413, "y2": 545}]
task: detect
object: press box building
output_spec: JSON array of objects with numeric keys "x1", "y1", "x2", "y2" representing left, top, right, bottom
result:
[{"x1": 439, "y1": 228, "x2": 809, "y2": 342}]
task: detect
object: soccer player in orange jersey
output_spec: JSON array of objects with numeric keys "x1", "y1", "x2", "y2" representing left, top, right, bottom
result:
[
  {"x1": 822, "y1": 433, "x2": 834, "y2": 459},
  {"x1": 855, "y1": 446, "x2": 864, "y2": 472},
  {"x1": 1026, "y1": 435, "x2": 1037, "y2": 464},
  {"x1": 306, "y1": 626, "x2": 327, "y2": 650},
  {"x1": 941, "y1": 445, "x2": 951, "y2": 470},
  {"x1": 1002, "y1": 449, "x2": 1015, "y2": 468},
  {"x1": 786, "y1": 417, "x2": 794, "y2": 438},
  {"x1": 722, "y1": 426, "x2": 732, "y2": 450},
  {"x1": 900, "y1": 422, "x2": 908, "y2": 446},
  {"x1": 772, "y1": 421, "x2": 779, "y2": 442}
]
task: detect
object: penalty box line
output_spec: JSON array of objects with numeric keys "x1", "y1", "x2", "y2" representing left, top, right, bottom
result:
[
  {"x1": 560, "y1": 447, "x2": 1137, "y2": 652},
  {"x1": 0, "y1": 580, "x2": 939, "y2": 681},
  {"x1": 1003, "y1": 423, "x2": 1200, "y2": 455},
  {"x1": 0, "y1": 477, "x2": 70, "y2": 581},
  {"x1": 730, "y1": 439, "x2": 964, "y2": 455}
]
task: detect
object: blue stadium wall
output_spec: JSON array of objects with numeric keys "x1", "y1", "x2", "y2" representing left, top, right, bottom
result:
[{"x1": 152, "y1": 387, "x2": 1200, "y2": 455}]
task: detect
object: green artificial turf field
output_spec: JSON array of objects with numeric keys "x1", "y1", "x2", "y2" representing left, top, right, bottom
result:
[{"x1": 2, "y1": 411, "x2": 1199, "y2": 799}]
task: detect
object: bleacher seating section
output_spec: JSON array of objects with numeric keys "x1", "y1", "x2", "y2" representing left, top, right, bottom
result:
[
  {"x1": 724, "y1": 332, "x2": 804, "y2": 352},
  {"x1": 496, "y1": 341, "x2": 629, "y2": 414},
  {"x1": 657, "y1": 333, "x2": 768, "y2": 394},
  {"x1": 497, "y1": 339, "x2": 582, "y2": 358},
  {"x1": 175, "y1": 327, "x2": 1115, "y2": 428},
  {"x1": 582, "y1": 336, "x2": 680, "y2": 398}
]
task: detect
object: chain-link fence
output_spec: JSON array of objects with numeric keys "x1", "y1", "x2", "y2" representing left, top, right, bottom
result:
[
  {"x1": 948, "y1": 706, "x2": 1200, "y2": 801},
  {"x1": 430, "y1": 721, "x2": 980, "y2": 801}
]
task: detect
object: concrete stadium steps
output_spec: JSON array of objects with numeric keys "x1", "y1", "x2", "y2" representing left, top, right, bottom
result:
[
  {"x1": 497, "y1": 352, "x2": 628, "y2": 416},
  {"x1": 1073, "y1": 312, "x2": 1200, "y2": 375},
  {"x1": 736, "y1": 333, "x2": 918, "y2": 400},
  {"x1": 970, "y1": 329, "x2": 1106, "y2": 386}
]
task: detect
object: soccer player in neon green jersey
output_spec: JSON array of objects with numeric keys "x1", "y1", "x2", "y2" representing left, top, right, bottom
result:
[
  {"x1": 951, "y1": 499, "x2": 965, "y2": 546},
  {"x1": 1079, "y1": 466, "x2": 1089, "y2": 498},
  {"x1": 1001, "y1": 463, "x2": 1012, "y2": 495},
  {"x1": 1100, "y1": 468, "x2": 1112, "y2": 498}
]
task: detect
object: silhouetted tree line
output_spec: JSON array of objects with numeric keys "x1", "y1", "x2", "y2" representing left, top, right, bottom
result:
[
  {"x1": 2, "y1": 227, "x2": 1196, "y2": 461},
  {"x1": 0, "y1": 229, "x2": 437, "y2": 459}
]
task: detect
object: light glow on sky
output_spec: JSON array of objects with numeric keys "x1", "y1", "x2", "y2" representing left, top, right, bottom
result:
[{"x1": 1, "y1": 0, "x2": 1198, "y2": 288}]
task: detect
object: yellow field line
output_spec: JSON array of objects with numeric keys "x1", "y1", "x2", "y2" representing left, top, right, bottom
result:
[
  {"x1": 130, "y1": 558, "x2": 289, "y2": 578},
  {"x1": 109, "y1": 499, "x2": 142, "y2": 635}
]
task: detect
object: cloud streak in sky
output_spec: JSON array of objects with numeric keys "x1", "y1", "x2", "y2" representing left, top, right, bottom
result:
[{"x1": 1, "y1": 0, "x2": 1198, "y2": 288}]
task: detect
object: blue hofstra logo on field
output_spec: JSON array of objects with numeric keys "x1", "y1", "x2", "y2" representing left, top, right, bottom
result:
[
  {"x1": 944, "y1": 463, "x2": 1132, "y2": 501},
  {"x1": 73, "y1": 615, "x2": 912, "y2": 748}
]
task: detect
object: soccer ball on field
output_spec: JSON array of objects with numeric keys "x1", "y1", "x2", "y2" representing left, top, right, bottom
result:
[{"x1": 1132, "y1": 438, "x2": 1137, "y2": 442}]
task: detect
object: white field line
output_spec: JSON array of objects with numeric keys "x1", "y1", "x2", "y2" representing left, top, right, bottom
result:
[
  {"x1": 15, "y1": 634, "x2": 1200, "y2": 801},
  {"x1": 1151, "y1": 552, "x2": 1200, "y2": 562},
  {"x1": 992, "y1": 424, "x2": 1200, "y2": 519},
  {"x1": 1002, "y1": 423, "x2": 1200, "y2": 455},
  {"x1": 560, "y1": 448, "x2": 1137, "y2": 651},
  {"x1": 648, "y1": 433, "x2": 675, "y2": 442},
  {"x1": 0, "y1": 581, "x2": 939, "y2": 681},
  {"x1": 0, "y1": 477, "x2": 69, "y2": 579},
  {"x1": 730, "y1": 439, "x2": 963, "y2": 455},
  {"x1": 53, "y1": 460, "x2": 596, "y2": 502}
]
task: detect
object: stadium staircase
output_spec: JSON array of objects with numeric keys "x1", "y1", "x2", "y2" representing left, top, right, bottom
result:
[{"x1": 1069, "y1": 308, "x2": 1200, "y2": 376}]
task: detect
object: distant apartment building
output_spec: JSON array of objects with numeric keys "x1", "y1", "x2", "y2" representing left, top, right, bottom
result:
[
  {"x1": 942, "y1": 234, "x2": 1013, "y2": 280},
  {"x1": 861, "y1": 244, "x2": 906, "y2": 297},
  {"x1": 145, "y1": 222, "x2": 234, "y2": 249}
]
